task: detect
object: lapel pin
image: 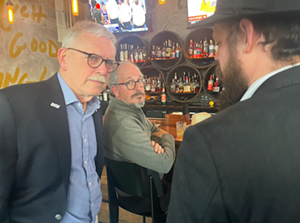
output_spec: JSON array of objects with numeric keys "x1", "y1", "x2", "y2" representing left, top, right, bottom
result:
[{"x1": 50, "y1": 102, "x2": 61, "y2": 109}]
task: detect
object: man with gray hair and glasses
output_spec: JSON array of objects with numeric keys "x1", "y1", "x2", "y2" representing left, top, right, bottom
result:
[
  {"x1": 103, "y1": 62, "x2": 175, "y2": 214},
  {"x1": 0, "y1": 21, "x2": 118, "y2": 223}
]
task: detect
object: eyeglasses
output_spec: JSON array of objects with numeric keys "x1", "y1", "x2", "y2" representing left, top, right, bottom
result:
[
  {"x1": 67, "y1": 48, "x2": 119, "y2": 73},
  {"x1": 117, "y1": 78, "x2": 144, "y2": 90}
]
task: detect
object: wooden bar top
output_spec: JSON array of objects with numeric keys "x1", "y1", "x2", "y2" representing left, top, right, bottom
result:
[{"x1": 149, "y1": 118, "x2": 183, "y2": 144}]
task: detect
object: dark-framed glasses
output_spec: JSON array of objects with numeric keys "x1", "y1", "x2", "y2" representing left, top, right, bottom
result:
[
  {"x1": 67, "y1": 48, "x2": 119, "y2": 73},
  {"x1": 117, "y1": 78, "x2": 144, "y2": 90}
]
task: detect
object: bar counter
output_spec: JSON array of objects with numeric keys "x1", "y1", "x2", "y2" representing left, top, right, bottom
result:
[{"x1": 149, "y1": 118, "x2": 183, "y2": 147}]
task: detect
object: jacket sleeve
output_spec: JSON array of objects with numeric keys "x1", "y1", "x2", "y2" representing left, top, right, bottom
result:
[
  {"x1": 167, "y1": 125, "x2": 229, "y2": 223},
  {"x1": 112, "y1": 120, "x2": 175, "y2": 174},
  {"x1": 0, "y1": 92, "x2": 18, "y2": 222},
  {"x1": 146, "y1": 118, "x2": 158, "y2": 133}
]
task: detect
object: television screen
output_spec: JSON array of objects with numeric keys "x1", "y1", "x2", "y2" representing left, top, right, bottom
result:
[
  {"x1": 89, "y1": 0, "x2": 148, "y2": 33},
  {"x1": 187, "y1": 0, "x2": 217, "y2": 26}
]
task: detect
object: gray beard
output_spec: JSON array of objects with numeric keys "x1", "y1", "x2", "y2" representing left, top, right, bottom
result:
[{"x1": 133, "y1": 101, "x2": 145, "y2": 108}]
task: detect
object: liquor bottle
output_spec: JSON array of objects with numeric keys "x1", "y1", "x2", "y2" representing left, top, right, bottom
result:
[
  {"x1": 209, "y1": 39, "x2": 214, "y2": 57},
  {"x1": 134, "y1": 46, "x2": 139, "y2": 63},
  {"x1": 171, "y1": 44, "x2": 176, "y2": 59},
  {"x1": 199, "y1": 40, "x2": 203, "y2": 58},
  {"x1": 188, "y1": 40, "x2": 193, "y2": 58},
  {"x1": 162, "y1": 42, "x2": 166, "y2": 59},
  {"x1": 151, "y1": 45, "x2": 156, "y2": 59},
  {"x1": 170, "y1": 78, "x2": 176, "y2": 92},
  {"x1": 151, "y1": 77, "x2": 156, "y2": 92},
  {"x1": 190, "y1": 77, "x2": 194, "y2": 93},
  {"x1": 173, "y1": 73, "x2": 177, "y2": 93},
  {"x1": 207, "y1": 75, "x2": 213, "y2": 91},
  {"x1": 145, "y1": 77, "x2": 151, "y2": 93},
  {"x1": 142, "y1": 47, "x2": 147, "y2": 62},
  {"x1": 139, "y1": 47, "x2": 144, "y2": 62},
  {"x1": 156, "y1": 47, "x2": 162, "y2": 60},
  {"x1": 119, "y1": 44, "x2": 124, "y2": 62},
  {"x1": 203, "y1": 38, "x2": 209, "y2": 58},
  {"x1": 175, "y1": 43, "x2": 180, "y2": 58},
  {"x1": 193, "y1": 42, "x2": 198, "y2": 58},
  {"x1": 103, "y1": 89, "x2": 108, "y2": 102},
  {"x1": 161, "y1": 83, "x2": 166, "y2": 104},
  {"x1": 130, "y1": 45, "x2": 134, "y2": 62},
  {"x1": 183, "y1": 76, "x2": 191, "y2": 93},
  {"x1": 183, "y1": 72, "x2": 186, "y2": 82},
  {"x1": 156, "y1": 74, "x2": 162, "y2": 93},
  {"x1": 178, "y1": 77, "x2": 184, "y2": 93},
  {"x1": 167, "y1": 39, "x2": 172, "y2": 58},
  {"x1": 213, "y1": 77, "x2": 220, "y2": 92},
  {"x1": 124, "y1": 43, "x2": 128, "y2": 61},
  {"x1": 165, "y1": 40, "x2": 171, "y2": 58},
  {"x1": 98, "y1": 93, "x2": 103, "y2": 101},
  {"x1": 175, "y1": 79, "x2": 179, "y2": 93}
]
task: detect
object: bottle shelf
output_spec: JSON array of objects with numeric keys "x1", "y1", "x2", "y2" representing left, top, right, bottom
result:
[
  {"x1": 203, "y1": 63, "x2": 222, "y2": 98},
  {"x1": 117, "y1": 34, "x2": 149, "y2": 68},
  {"x1": 187, "y1": 57, "x2": 215, "y2": 60},
  {"x1": 151, "y1": 58, "x2": 179, "y2": 61},
  {"x1": 149, "y1": 30, "x2": 183, "y2": 71},
  {"x1": 184, "y1": 28, "x2": 217, "y2": 69},
  {"x1": 145, "y1": 92, "x2": 161, "y2": 95},
  {"x1": 166, "y1": 65, "x2": 202, "y2": 103},
  {"x1": 169, "y1": 92, "x2": 198, "y2": 96},
  {"x1": 141, "y1": 66, "x2": 165, "y2": 103}
]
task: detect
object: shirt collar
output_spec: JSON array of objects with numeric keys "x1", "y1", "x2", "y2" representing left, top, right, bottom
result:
[
  {"x1": 240, "y1": 63, "x2": 300, "y2": 101},
  {"x1": 57, "y1": 72, "x2": 100, "y2": 110}
]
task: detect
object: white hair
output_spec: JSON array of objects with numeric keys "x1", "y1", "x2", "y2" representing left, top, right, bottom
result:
[{"x1": 62, "y1": 21, "x2": 117, "y2": 50}]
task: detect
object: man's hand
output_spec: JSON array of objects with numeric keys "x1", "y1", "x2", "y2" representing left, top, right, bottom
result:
[
  {"x1": 151, "y1": 141, "x2": 164, "y2": 154},
  {"x1": 151, "y1": 129, "x2": 168, "y2": 138}
]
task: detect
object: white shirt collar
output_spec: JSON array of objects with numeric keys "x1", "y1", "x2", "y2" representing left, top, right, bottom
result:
[{"x1": 240, "y1": 63, "x2": 300, "y2": 101}]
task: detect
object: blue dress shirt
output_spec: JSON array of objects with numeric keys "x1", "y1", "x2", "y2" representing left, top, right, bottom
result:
[{"x1": 57, "y1": 73, "x2": 102, "y2": 223}]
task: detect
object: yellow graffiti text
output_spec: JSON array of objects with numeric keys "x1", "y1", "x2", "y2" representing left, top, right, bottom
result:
[
  {"x1": 31, "y1": 5, "x2": 47, "y2": 24},
  {"x1": 9, "y1": 32, "x2": 27, "y2": 59},
  {"x1": 0, "y1": 66, "x2": 48, "y2": 89},
  {"x1": 0, "y1": 3, "x2": 47, "y2": 32},
  {"x1": 9, "y1": 32, "x2": 58, "y2": 59}
]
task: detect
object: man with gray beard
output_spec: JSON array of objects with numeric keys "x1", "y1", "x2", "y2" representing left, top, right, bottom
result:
[{"x1": 103, "y1": 62, "x2": 175, "y2": 213}]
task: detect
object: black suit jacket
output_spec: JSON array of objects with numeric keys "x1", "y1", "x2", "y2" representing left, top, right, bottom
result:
[
  {"x1": 0, "y1": 74, "x2": 104, "y2": 223},
  {"x1": 167, "y1": 66, "x2": 300, "y2": 223}
]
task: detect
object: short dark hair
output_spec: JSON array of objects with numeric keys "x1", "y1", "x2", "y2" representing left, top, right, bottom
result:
[{"x1": 225, "y1": 15, "x2": 300, "y2": 63}]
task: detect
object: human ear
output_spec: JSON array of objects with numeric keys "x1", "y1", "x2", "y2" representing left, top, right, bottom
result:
[
  {"x1": 57, "y1": 48, "x2": 68, "y2": 71},
  {"x1": 239, "y1": 19, "x2": 255, "y2": 53},
  {"x1": 111, "y1": 85, "x2": 119, "y2": 99}
]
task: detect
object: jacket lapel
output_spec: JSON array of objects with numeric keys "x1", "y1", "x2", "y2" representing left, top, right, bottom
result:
[
  {"x1": 43, "y1": 74, "x2": 71, "y2": 194},
  {"x1": 93, "y1": 106, "x2": 105, "y2": 178}
]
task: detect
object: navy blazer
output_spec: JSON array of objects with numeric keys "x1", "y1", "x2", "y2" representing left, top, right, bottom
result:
[{"x1": 0, "y1": 74, "x2": 104, "y2": 223}]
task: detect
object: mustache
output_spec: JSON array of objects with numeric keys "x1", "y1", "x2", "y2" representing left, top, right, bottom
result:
[
  {"x1": 131, "y1": 91, "x2": 145, "y2": 99},
  {"x1": 88, "y1": 75, "x2": 106, "y2": 83}
]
